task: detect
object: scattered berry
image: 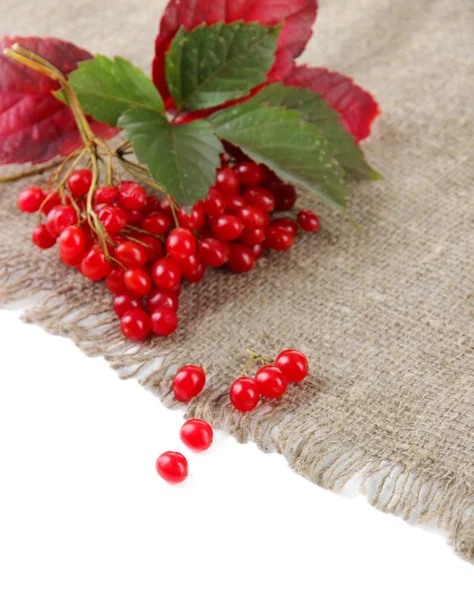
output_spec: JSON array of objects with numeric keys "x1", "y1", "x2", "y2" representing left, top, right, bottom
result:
[
  {"x1": 180, "y1": 419, "x2": 213, "y2": 452},
  {"x1": 156, "y1": 451, "x2": 188, "y2": 484},
  {"x1": 255, "y1": 365, "x2": 287, "y2": 398},
  {"x1": 297, "y1": 209, "x2": 320, "y2": 232},
  {"x1": 230, "y1": 377, "x2": 260, "y2": 412},
  {"x1": 275, "y1": 349, "x2": 309, "y2": 382},
  {"x1": 173, "y1": 365, "x2": 206, "y2": 402}
]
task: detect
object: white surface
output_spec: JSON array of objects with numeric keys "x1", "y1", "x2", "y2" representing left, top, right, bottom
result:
[{"x1": 0, "y1": 308, "x2": 471, "y2": 599}]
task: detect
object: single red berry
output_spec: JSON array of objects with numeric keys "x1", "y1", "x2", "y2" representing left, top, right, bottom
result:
[
  {"x1": 297, "y1": 209, "x2": 320, "y2": 232},
  {"x1": 204, "y1": 188, "x2": 225, "y2": 216},
  {"x1": 166, "y1": 227, "x2": 197, "y2": 261},
  {"x1": 141, "y1": 212, "x2": 172, "y2": 236},
  {"x1": 224, "y1": 193, "x2": 246, "y2": 214},
  {"x1": 120, "y1": 308, "x2": 150, "y2": 341},
  {"x1": 113, "y1": 293, "x2": 142, "y2": 318},
  {"x1": 230, "y1": 377, "x2": 260, "y2": 412},
  {"x1": 156, "y1": 451, "x2": 188, "y2": 484},
  {"x1": 234, "y1": 162, "x2": 267, "y2": 186},
  {"x1": 126, "y1": 209, "x2": 142, "y2": 226},
  {"x1": 147, "y1": 289, "x2": 179, "y2": 313},
  {"x1": 265, "y1": 225, "x2": 295, "y2": 251},
  {"x1": 105, "y1": 268, "x2": 127, "y2": 295},
  {"x1": 168, "y1": 282, "x2": 182, "y2": 297},
  {"x1": 237, "y1": 206, "x2": 266, "y2": 229},
  {"x1": 275, "y1": 349, "x2": 309, "y2": 383},
  {"x1": 98, "y1": 205, "x2": 128, "y2": 234},
  {"x1": 94, "y1": 186, "x2": 118, "y2": 205},
  {"x1": 271, "y1": 218, "x2": 298, "y2": 236},
  {"x1": 160, "y1": 197, "x2": 174, "y2": 216},
  {"x1": 216, "y1": 166, "x2": 240, "y2": 194},
  {"x1": 255, "y1": 366, "x2": 288, "y2": 399},
  {"x1": 240, "y1": 226, "x2": 265, "y2": 246},
  {"x1": 179, "y1": 254, "x2": 206, "y2": 283},
  {"x1": 31, "y1": 224, "x2": 56, "y2": 249},
  {"x1": 143, "y1": 195, "x2": 162, "y2": 217},
  {"x1": 46, "y1": 205, "x2": 78, "y2": 238},
  {"x1": 150, "y1": 306, "x2": 178, "y2": 336},
  {"x1": 173, "y1": 365, "x2": 206, "y2": 401},
  {"x1": 68, "y1": 169, "x2": 92, "y2": 198},
  {"x1": 152, "y1": 257, "x2": 181, "y2": 290},
  {"x1": 115, "y1": 241, "x2": 147, "y2": 268},
  {"x1": 60, "y1": 247, "x2": 84, "y2": 267},
  {"x1": 244, "y1": 187, "x2": 275, "y2": 212},
  {"x1": 212, "y1": 214, "x2": 244, "y2": 241},
  {"x1": 81, "y1": 247, "x2": 111, "y2": 280},
  {"x1": 135, "y1": 234, "x2": 164, "y2": 262},
  {"x1": 180, "y1": 419, "x2": 213, "y2": 452},
  {"x1": 59, "y1": 225, "x2": 85, "y2": 259},
  {"x1": 198, "y1": 238, "x2": 230, "y2": 267},
  {"x1": 178, "y1": 201, "x2": 205, "y2": 230},
  {"x1": 227, "y1": 243, "x2": 256, "y2": 273},
  {"x1": 41, "y1": 191, "x2": 61, "y2": 215},
  {"x1": 251, "y1": 243, "x2": 265, "y2": 260},
  {"x1": 117, "y1": 181, "x2": 147, "y2": 211},
  {"x1": 272, "y1": 183, "x2": 297, "y2": 211},
  {"x1": 124, "y1": 268, "x2": 152, "y2": 297}
]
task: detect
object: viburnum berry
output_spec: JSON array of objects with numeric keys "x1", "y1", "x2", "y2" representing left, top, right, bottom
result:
[
  {"x1": 46, "y1": 205, "x2": 78, "y2": 238},
  {"x1": 180, "y1": 419, "x2": 213, "y2": 452},
  {"x1": 198, "y1": 238, "x2": 230, "y2": 267},
  {"x1": 113, "y1": 293, "x2": 142, "y2": 318},
  {"x1": 227, "y1": 243, "x2": 256, "y2": 273},
  {"x1": 150, "y1": 306, "x2": 178, "y2": 336},
  {"x1": 168, "y1": 282, "x2": 182, "y2": 297},
  {"x1": 297, "y1": 209, "x2": 320, "y2": 232},
  {"x1": 237, "y1": 206, "x2": 266, "y2": 229},
  {"x1": 272, "y1": 183, "x2": 297, "y2": 211},
  {"x1": 124, "y1": 268, "x2": 152, "y2": 297},
  {"x1": 215, "y1": 166, "x2": 240, "y2": 194},
  {"x1": 59, "y1": 225, "x2": 85, "y2": 259},
  {"x1": 179, "y1": 254, "x2": 206, "y2": 284},
  {"x1": 211, "y1": 214, "x2": 244, "y2": 241},
  {"x1": 152, "y1": 257, "x2": 181, "y2": 290},
  {"x1": 178, "y1": 201, "x2": 205, "y2": 230},
  {"x1": 271, "y1": 218, "x2": 298, "y2": 237},
  {"x1": 18, "y1": 186, "x2": 45, "y2": 213},
  {"x1": 223, "y1": 193, "x2": 246, "y2": 214},
  {"x1": 115, "y1": 241, "x2": 147, "y2": 268},
  {"x1": 141, "y1": 212, "x2": 172, "y2": 236},
  {"x1": 41, "y1": 191, "x2": 61, "y2": 215},
  {"x1": 31, "y1": 224, "x2": 56, "y2": 249},
  {"x1": 94, "y1": 186, "x2": 118, "y2": 205},
  {"x1": 166, "y1": 227, "x2": 197, "y2": 261},
  {"x1": 244, "y1": 186, "x2": 275, "y2": 212},
  {"x1": 105, "y1": 267, "x2": 127, "y2": 295},
  {"x1": 126, "y1": 209, "x2": 142, "y2": 226},
  {"x1": 98, "y1": 205, "x2": 128, "y2": 234},
  {"x1": 147, "y1": 289, "x2": 179, "y2": 314},
  {"x1": 265, "y1": 225, "x2": 295, "y2": 251},
  {"x1": 230, "y1": 377, "x2": 260, "y2": 412},
  {"x1": 135, "y1": 234, "x2": 164, "y2": 262},
  {"x1": 61, "y1": 248, "x2": 84, "y2": 267},
  {"x1": 234, "y1": 162, "x2": 267, "y2": 186},
  {"x1": 68, "y1": 169, "x2": 92, "y2": 198},
  {"x1": 143, "y1": 194, "x2": 162, "y2": 217},
  {"x1": 160, "y1": 196, "x2": 174, "y2": 216},
  {"x1": 255, "y1": 365, "x2": 288, "y2": 399},
  {"x1": 251, "y1": 243, "x2": 265, "y2": 260},
  {"x1": 275, "y1": 350, "x2": 309, "y2": 383},
  {"x1": 240, "y1": 226, "x2": 266, "y2": 246},
  {"x1": 173, "y1": 365, "x2": 206, "y2": 401},
  {"x1": 81, "y1": 247, "x2": 111, "y2": 280},
  {"x1": 204, "y1": 187, "x2": 225, "y2": 216},
  {"x1": 117, "y1": 181, "x2": 147, "y2": 211},
  {"x1": 120, "y1": 308, "x2": 150, "y2": 341},
  {"x1": 156, "y1": 451, "x2": 188, "y2": 484}
]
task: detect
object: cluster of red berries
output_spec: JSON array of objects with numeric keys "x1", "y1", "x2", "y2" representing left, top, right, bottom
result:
[{"x1": 19, "y1": 158, "x2": 320, "y2": 342}]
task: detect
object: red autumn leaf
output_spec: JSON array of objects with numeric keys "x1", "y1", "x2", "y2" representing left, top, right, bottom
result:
[
  {"x1": 152, "y1": 0, "x2": 318, "y2": 104},
  {"x1": 0, "y1": 36, "x2": 118, "y2": 165},
  {"x1": 283, "y1": 65, "x2": 380, "y2": 142}
]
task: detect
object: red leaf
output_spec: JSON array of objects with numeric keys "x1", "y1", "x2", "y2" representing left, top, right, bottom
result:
[
  {"x1": 152, "y1": 0, "x2": 318, "y2": 103},
  {"x1": 0, "y1": 36, "x2": 118, "y2": 165},
  {"x1": 283, "y1": 65, "x2": 380, "y2": 142}
]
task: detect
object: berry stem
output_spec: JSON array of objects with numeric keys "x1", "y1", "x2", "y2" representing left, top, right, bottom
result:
[{"x1": 0, "y1": 160, "x2": 63, "y2": 184}]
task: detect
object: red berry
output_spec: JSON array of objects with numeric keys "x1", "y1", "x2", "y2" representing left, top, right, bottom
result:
[
  {"x1": 41, "y1": 191, "x2": 61, "y2": 215},
  {"x1": 68, "y1": 169, "x2": 92, "y2": 198},
  {"x1": 94, "y1": 186, "x2": 118, "y2": 205},
  {"x1": 198, "y1": 238, "x2": 229, "y2": 267},
  {"x1": 81, "y1": 247, "x2": 111, "y2": 280},
  {"x1": 166, "y1": 227, "x2": 197, "y2": 261},
  {"x1": 297, "y1": 209, "x2": 320, "y2": 232},
  {"x1": 272, "y1": 183, "x2": 297, "y2": 211},
  {"x1": 124, "y1": 268, "x2": 152, "y2": 296},
  {"x1": 204, "y1": 188, "x2": 225, "y2": 216},
  {"x1": 224, "y1": 193, "x2": 246, "y2": 214},
  {"x1": 156, "y1": 451, "x2": 188, "y2": 484},
  {"x1": 117, "y1": 181, "x2": 147, "y2": 211},
  {"x1": 113, "y1": 293, "x2": 142, "y2": 318},
  {"x1": 46, "y1": 205, "x2": 77, "y2": 238},
  {"x1": 18, "y1": 186, "x2": 45, "y2": 213},
  {"x1": 251, "y1": 243, "x2": 265, "y2": 260},
  {"x1": 227, "y1": 243, "x2": 256, "y2": 273},
  {"x1": 160, "y1": 197, "x2": 174, "y2": 216},
  {"x1": 179, "y1": 254, "x2": 205, "y2": 283},
  {"x1": 143, "y1": 195, "x2": 162, "y2": 217},
  {"x1": 60, "y1": 247, "x2": 84, "y2": 267},
  {"x1": 244, "y1": 187, "x2": 275, "y2": 212},
  {"x1": 135, "y1": 234, "x2": 164, "y2": 262},
  {"x1": 255, "y1": 366, "x2": 287, "y2": 399},
  {"x1": 234, "y1": 162, "x2": 266, "y2": 186},
  {"x1": 106, "y1": 268, "x2": 127, "y2": 295},
  {"x1": 212, "y1": 214, "x2": 244, "y2": 241},
  {"x1": 275, "y1": 349, "x2": 309, "y2": 383},
  {"x1": 152, "y1": 257, "x2": 181, "y2": 290},
  {"x1": 265, "y1": 225, "x2": 295, "y2": 251},
  {"x1": 178, "y1": 201, "x2": 205, "y2": 230},
  {"x1": 271, "y1": 217, "x2": 298, "y2": 236},
  {"x1": 216, "y1": 166, "x2": 240, "y2": 194},
  {"x1": 180, "y1": 419, "x2": 213, "y2": 452},
  {"x1": 120, "y1": 308, "x2": 150, "y2": 341},
  {"x1": 169, "y1": 282, "x2": 182, "y2": 296},
  {"x1": 147, "y1": 289, "x2": 179, "y2": 313},
  {"x1": 31, "y1": 224, "x2": 56, "y2": 249},
  {"x1": 141, "y1": 212, "x2": 172, "y2": 236},
  {"x1": 240, "y1": 226, "x2": 265, "y2": 246},
  {"x1": 237, "y1": 206, "x2": 266, "y2": 229},
  {"x1": 115, "y1": 241, "x2": 147, "y2": 268},
  {"x1": 230, "y1": 377, "x2": 260, "y2": 412},
  {"x1": 126, "y1": 209, "x2": 142, "y2": 226},
  {"x1": 173, "y1": 365, "x2": 206, "y2": 401},
  {"x1": 98, "y1": 205, "x2": 128, "y2": 234},
  {"x1": 59, "y1": 225, "x2": 85, "y2": 259},
  {"x1": 150, "y1": 307, "x2": 178, "y2": 336}
]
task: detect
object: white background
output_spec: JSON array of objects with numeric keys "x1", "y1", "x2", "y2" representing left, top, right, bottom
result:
[{"x1": 0, "y1": 308, "x2": 472, "y2": 599}]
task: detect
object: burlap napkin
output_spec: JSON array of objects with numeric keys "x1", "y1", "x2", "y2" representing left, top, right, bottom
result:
[{"x1": 1, "y1": 0, "x2": 473, "y2": 561}]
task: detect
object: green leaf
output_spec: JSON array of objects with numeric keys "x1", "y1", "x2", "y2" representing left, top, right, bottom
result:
[
  {"x1": 166, "y1": 22, "x2": 280, "y2": 112},
  {"x1": 208, "y1": 103, "x2": 348, "y2": 210},
  {"x1": 249, "y1": 84, "x2": 381, "y2": 180},
  {"x1": 119, "y1": 108, "x2": 223, "y2": 206},
  {"x1": 68, "y1": 55, "x2": 165, "y2": 126}
]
